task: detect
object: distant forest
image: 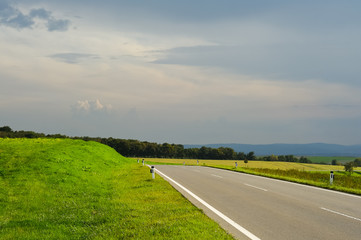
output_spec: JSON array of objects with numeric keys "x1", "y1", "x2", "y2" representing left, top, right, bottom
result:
[{"x1": 0, "y1": 126, "x2": 311, "y2": 163}]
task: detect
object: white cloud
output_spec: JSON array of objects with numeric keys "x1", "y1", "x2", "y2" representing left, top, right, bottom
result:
[{"x1": 74, "y1": 99, "x2": 112, "y2": 114}]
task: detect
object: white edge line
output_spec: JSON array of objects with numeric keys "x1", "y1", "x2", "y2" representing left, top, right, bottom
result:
[
  {"x1": 320, "y1": 207, "x2": 361, "y2": 222},
  {"x1": 244, "y1": 183, "x2": 268, "y2": 192},
  {"x1": 154, "y1": 167, "x2": 261, "y2": 240},
  {"x1": 211, "y1": 174, "x2": 223, "y2": 178}
]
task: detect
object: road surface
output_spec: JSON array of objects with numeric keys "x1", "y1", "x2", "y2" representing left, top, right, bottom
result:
[{"x1": 154, "y1": 165, "x2": 361, "y2": 240}]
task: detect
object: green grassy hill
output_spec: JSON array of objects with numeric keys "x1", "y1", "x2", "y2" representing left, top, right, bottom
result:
[{"x1": 0, "y1": 138, "x2": 233, "y2": 239}]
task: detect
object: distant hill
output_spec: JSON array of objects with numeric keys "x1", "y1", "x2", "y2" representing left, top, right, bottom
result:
[{"x1": 184, "y1": 143, "x2": 361, "y2": 157}]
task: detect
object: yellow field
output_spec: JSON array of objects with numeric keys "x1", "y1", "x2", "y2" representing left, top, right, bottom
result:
[{"x1": 142, "y1": 158, "x2": 361, "y2": 171}]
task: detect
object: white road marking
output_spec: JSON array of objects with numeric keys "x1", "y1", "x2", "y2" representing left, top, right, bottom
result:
[
  {"x1": 211, "y1": 174, "x2": 223, "y2": 178},
  {"x1": 244, "y1": 183, "x2": 268, "y2": 192},
  {"x1": 320, "y1": 207, "x2": 361, "y2": 222},
  {"x1": 155, "y1": 168, "x2": 261, "y2": 240}
]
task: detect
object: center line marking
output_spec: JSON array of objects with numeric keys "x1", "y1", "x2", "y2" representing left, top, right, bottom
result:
[
  {"x1": 155, "y1": 168, "x2": 261, "y2": 240},
  {"x1": 244, "y1": 183, "x2": 268, "y2": 192},
  {"x1": 211, "y1": 174, "x2": 223, "y2": 178},
  {"x1": 320, "y1": 207, "x2": 361, "y2": 222}
]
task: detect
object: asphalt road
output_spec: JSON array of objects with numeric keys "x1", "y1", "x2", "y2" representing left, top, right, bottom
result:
[{"x1": 154, "y1": 165, "x2": 361, "y2": 240}]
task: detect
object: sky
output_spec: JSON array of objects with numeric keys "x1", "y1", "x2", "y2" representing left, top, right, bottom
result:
[{"x1": 1, "y1": 0, "x2": 361, "y2": 145}]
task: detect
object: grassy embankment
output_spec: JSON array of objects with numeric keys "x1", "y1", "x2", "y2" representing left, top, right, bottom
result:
[
  {"x1": 0, "y1": 139, "x2": 233, "y2": 240},
  {"x1": 145, "y1": 158, "x2": 361, "y2": 195}
]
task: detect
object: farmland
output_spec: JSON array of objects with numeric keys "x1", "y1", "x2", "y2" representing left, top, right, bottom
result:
[
  {"x1": 144, "y1": 158, "x2": 361, "y2": 195},
  {"x1": 307, "y1": 156, "x2": 358, "y2": 164},
  {"x1": 143, "y1": 158, "x2": 361, "y2": 171}
]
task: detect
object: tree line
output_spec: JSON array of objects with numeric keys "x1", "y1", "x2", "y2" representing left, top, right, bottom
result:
[
  {"x1": 0, "y1": 127, "x2": 254, "y2": 160},
  {"x1": 1, "y1": 126, "x2": 311, "y2": 163},
  {"x1": 260, "y1": 154, "x2": 312, "y2": 163}
]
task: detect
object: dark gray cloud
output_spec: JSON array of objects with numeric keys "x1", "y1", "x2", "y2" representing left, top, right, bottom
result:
[
  {"x1": 47, "y1": 18, "x2": 70, "y2": 32},
  {"x1": 29, "y1": 8, "x2": 51, "y2": 19},
  {"x1": 0, "y1": 2, "x2": 70, "y2": 31},
  {"x1": 16, "y1": 0, "x2": 280, "y2": 21},
  {"x1": 0, "y1": 2, "x2": 34, "y2": 28},
  {"x1": 49, "y1": 53, "x2": 99, "y2": 64},
  {"x1": 154, "y1": 43, "x2": 361, "y2": 85},
  {"x1": 25, "y1": 0, "x2": 361, "y2": 33}
]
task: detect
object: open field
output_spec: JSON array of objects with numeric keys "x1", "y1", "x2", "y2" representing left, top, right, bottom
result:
[
  {"x1": 307, "y1": 156, "x2": 358, "y2": 164},
  {"x1": 143, "y1": 158, "x2": 361, "y2": 171},
  {"x1": 0, "y1": 139, "x2": 233, "y2": 240},
  {"x1": 144, "y1": 158, "x2": 361, "y2": 195}
]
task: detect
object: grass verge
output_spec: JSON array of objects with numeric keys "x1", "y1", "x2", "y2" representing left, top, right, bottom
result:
[
  {"x1": 206, "y1": 165, "x2": 361, "y2": 195},
  {"x1": 0, "y1": 139, "x2": 233, "y2": 239}
]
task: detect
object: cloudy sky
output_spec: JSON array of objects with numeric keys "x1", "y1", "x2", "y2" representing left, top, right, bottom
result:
[{"x1": 1, "y1": 0, "x2": 361, "y2": 145}]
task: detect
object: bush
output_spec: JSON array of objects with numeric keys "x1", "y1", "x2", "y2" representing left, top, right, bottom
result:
[
  {"x1": 354, "y1": 158, "x2": 361, "y2": 167},
  {"x1": 344, "y1": 162, "x2": 354, "y2": 174}
]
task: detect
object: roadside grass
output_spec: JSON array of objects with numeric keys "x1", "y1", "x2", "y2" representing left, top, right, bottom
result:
[
  {"x1": 209, "y1": 165, "x2": 361, "y2": 195},
  {"x1": 144, "y1": 158, "x2": 361, "y2": 195},
  {"x1": 0, "y1": 139, "x2": 233, "y2": 240},
  {"x1": 114, "y1": 164, "x2": 233, "y2": 239}
]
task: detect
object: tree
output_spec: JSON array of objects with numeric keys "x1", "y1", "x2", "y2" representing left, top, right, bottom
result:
[
  {"x1": 331, "y1": 159, "x2": 338, "y2": 165},
  {"x1": 237, "y1": 152, "x2": 246, "y2": 160},
  {"x1": 246, "y1": 151, "x2": 255, "y2": 160},
  {"x1": 222, "y1": 147, "x2": 236, "y2": 160},
  {"x1": 211, "y1": 148, "x2": 223, "y2": 159},
  {"x1": 285, "y1": 155, "x2": 296, "y2": 162},
  {"x1": 299, "y1": 156, "x2": 311, "y2": 163},
  {"x1": 344, "y1": 162, "x2": 354, "y2": 174},
  {"x1": 144, "y1": 143, "x2": 158, "y2": 157},
  {"x1": 174, "y1": 144, "x2": 185, "y2": 159},
  {"x1": 161, "y1": 143, "x2": 173, "y2": 158},
  {"x1": 199, "y1": 146, "x2": 210, "y2": 159},
  {"x1": 0, "y1": 126, "x2": 12, "y2": 132},
  {"x1": 269, "y1": 154, "x2": 278, "y2": 161},
  {"x1": 353, "y1": 158, "x2": 361, "y2": 167},
  {"x1": 244, "y1": 159, "x2": 248, "y2": 167}
]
